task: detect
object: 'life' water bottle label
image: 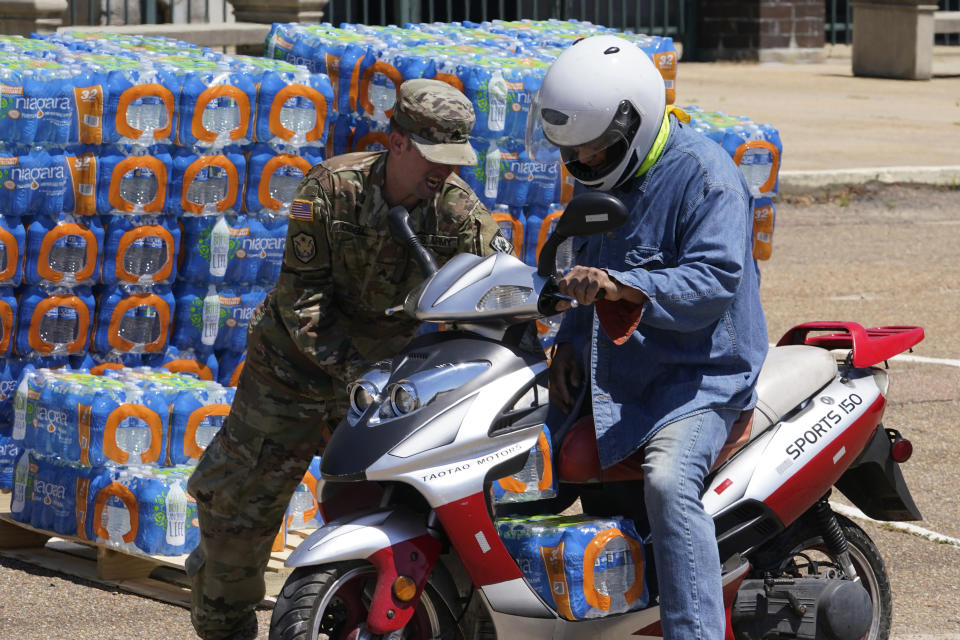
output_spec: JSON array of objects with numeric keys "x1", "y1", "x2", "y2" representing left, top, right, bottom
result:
[
  {"x1": 201, "y1": 291, "x2": 220, "y2": 345},
  {"x1": 487, "y1": 71, "x2": 507, "y2": 132},
  {"x1": 165, "y1": 482, "x2": 188, "y2": 546},
  {"x1": 12, "y1": 378, "x2": 29, "y2": 440},
  {"x1": 11, "y1": 455, "x2": 28, "y2": 513},
  {"x1": 484, "y1": 147, "x2": 501, "y2": 199},
  {"x1": 209, "y1": 218, "x2": 230, "y2": 277}
]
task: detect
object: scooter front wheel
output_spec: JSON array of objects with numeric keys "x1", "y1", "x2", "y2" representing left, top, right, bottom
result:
[{"x1": 269, "y1": 561, "x2": 461, "y2": 640}]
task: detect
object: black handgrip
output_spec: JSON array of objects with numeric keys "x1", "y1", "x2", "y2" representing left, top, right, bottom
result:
[
  {"x1": 387, "y1": 205, "x2": 438, "y2": 278},
  {"x1": 537, "y1": 276, "x2": 565, "y2": 316},
  {"x1": 595, "y1": 288, "x2": 606, "y2": 300}
]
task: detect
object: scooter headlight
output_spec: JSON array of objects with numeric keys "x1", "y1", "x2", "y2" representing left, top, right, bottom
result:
[
  {"x1": 477, "y1": 285, "x2": 534, "y2": 312},
  {"x1": 346, "y1": 364, "x2": 391, "y2": 424},
  {"x1": 348, "y1": 380, "x2": 378, "y2": 414},
  {"x1": 390, "y1": 381, "x2": 420, "y2": 415}
]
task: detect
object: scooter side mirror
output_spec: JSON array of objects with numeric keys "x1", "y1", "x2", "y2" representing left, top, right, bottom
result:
[{"x1": 537, "y1": 191, "x2": 629, "y2": 277}]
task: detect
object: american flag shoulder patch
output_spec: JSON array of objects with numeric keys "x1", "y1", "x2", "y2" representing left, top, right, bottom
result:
[{"x1": 290, "y1": 199, "x2": 314, "y2": 221}]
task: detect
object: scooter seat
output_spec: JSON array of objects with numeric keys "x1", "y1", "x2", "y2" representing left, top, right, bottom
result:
[
  {"x1": 753, "y1": 345, "x2": 838, "y2": 431},
  {"x1": 557, "y1": 410, "x2": 755, "y2": 484},
  {"x1": 555, "y1": 346, "x2": 838, "y2": 485}
]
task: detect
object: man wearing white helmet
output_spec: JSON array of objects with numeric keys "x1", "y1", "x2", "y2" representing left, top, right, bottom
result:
[{"x1": 531, "y1": 35, "x2": 768, "y2": 639}]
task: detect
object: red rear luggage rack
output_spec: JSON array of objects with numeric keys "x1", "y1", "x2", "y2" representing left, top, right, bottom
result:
[{"x1": 776, "y1": 322, "x2": 924, "y2": 368}]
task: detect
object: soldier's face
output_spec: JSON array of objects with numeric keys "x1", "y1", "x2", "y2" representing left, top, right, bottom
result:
[{"x1": 395, "y1": 135, "x2": 455, "y2": 201}]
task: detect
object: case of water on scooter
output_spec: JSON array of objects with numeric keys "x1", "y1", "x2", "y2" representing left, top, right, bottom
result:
[
  {"x1": 493, "y1": 425, "x2": 556, "y2": 504},
  {"x1": 496, "y1": 514, "x2": 649, "y2": 621}
]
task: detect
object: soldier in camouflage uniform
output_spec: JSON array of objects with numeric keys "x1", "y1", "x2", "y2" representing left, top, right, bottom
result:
[{"x1": 186, "y1": 79, "x2": 509, "y2": 640}]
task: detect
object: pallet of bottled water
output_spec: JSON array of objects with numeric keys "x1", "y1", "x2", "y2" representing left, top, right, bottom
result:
[{"x1": 496, "y1": 514, "x2": 649, "y2": 620}]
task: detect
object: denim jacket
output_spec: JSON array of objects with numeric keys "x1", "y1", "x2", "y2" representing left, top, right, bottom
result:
[{"x1": 556, "y1": 116, "x2": 768, "y2": 468}]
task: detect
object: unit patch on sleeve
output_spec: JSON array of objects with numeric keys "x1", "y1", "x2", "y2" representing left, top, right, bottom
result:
[
  {"x1": 290, "y1": 199, "x2": 315, "y2": 221},
  {"x1": 292, "y1": 232, "x2": 317, "y2": 263},
  {"x1": 489, "y1": 229, "x2": 513, "y2": 254}
]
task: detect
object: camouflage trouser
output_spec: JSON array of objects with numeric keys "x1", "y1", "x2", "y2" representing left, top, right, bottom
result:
[{"x1": 185, "y1": 352, "x2": 347, "y2": 640}]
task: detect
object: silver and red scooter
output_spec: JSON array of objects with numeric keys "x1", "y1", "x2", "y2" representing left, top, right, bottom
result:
[{"x1": 269, "y1": 192, "x2": 922, "y2": 640}]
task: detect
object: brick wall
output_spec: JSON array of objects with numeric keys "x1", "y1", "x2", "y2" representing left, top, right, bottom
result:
[{"x1": 696, "y1": 0, "x2": 825, "y2": 61}]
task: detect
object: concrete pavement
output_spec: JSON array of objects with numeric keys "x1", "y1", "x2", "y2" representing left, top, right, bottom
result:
[{"x1": 675, "y1": 45, "x2": 960, "y2": 193}]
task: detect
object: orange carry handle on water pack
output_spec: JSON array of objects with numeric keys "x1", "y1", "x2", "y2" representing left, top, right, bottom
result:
[
  {"x1": 162, "y1": 357, "x2": 215, "y2": 381},
  {"x1": 180, "y1": 155, "x2": 241, "y2": 215},
  {"x1": 192, "y1": 85, "x2": 251, "y2": 144},
  {"x1": 93, "y1": 482, "x2": 140, "y2": 543},
  {"x1": 0, "y1": 225, "x2": 20, "y2": 283},
  {"x1": 28, "y1": 295, "x2": 91, "y2": 355},
  {"x1": 733, "y1": 140, "x2": 781, "y2": 195},
  {"x1": 269, "y1": 84, "x2": 330, "y2": 143},
  {"x1": 115, "y1": 84, "x2": 176, "y2": 142},
  {"x1": 0, "y1": 298, "x2": 14, "y2": 355},
  {"x1": 106, "y1": 293, "x2": 172, "y2": 353},
  {"x1": 36, "y1": 223, "x2": 99, "y2": 284},
  {"x1": 358, "y1": 60, "x2": 403, "y2": 119},
  {"x1": 114, "y1": 224, "x2": 177, "y2": 283},
  {"x1": 109, "y1": 155, "x2": 169, "y2": 213},
  {"x1": 258, "y1": 154, "x2": 312, "y2": 212},
  {"x1": 181, "y1": 403, "x2": 231, "y2": 460},
  {"x1": 497, "y1": 428, "x2": 553, "y2": 494}
]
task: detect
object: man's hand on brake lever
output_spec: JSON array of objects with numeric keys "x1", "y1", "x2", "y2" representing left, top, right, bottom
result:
[{"x1": 554, "y1": 266, "x2": 648, "y2": 312}]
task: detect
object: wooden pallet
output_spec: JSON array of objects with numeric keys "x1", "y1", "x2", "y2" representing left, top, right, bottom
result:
[{"x1": 0, "y1": 491, "x2": 311, "y2": 609}]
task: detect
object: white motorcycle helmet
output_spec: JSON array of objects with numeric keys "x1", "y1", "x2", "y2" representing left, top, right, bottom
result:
[{"x1": 526, "y1": 34, "x2": 667, "y2": 191}]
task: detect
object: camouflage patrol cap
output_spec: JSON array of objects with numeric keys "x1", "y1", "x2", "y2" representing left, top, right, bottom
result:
[{"x1": 393, "y1": 78, "x2": 478, "y2": 166}]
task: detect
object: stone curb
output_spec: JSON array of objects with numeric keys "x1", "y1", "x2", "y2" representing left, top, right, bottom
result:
[{"x1": 779, "y1": 166, "x2": 960, "y2": 195}]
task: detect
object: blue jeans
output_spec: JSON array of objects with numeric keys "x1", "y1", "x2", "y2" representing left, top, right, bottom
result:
[{"x1": 642, "y1": 408, "x2": 738, "y2": 640}]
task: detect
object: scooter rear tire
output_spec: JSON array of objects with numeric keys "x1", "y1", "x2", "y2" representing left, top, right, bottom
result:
[{"x1": 782, "y1": 515, "x2": 893, "y2": 640}]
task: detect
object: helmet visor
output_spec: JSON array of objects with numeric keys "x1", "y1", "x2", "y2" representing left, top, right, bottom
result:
[{"x1": 525, "y1": 94, "x2": 641, "y2": 187}]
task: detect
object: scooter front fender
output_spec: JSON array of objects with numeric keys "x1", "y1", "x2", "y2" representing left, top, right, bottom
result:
[
  {"x1": 285, "y1": 507, "x2": 430, "y2": 568},
  {"x1": 285, "y1": 507, "x2": 443, "y2": 635}
]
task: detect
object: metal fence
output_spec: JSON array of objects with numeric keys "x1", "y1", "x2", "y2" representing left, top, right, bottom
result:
[
  {"x1": 65, "y1": 0, "x2": 232, "y2": 26},
  {"x1": 825, "y1": 0, "x2": 960, "y2": 46},
  {"x1": 324, "y1": 0, "x2": 690, "y2": 38},
  {"x1": 63, "y1": 0, "x2": 692, "y2": 48}
]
